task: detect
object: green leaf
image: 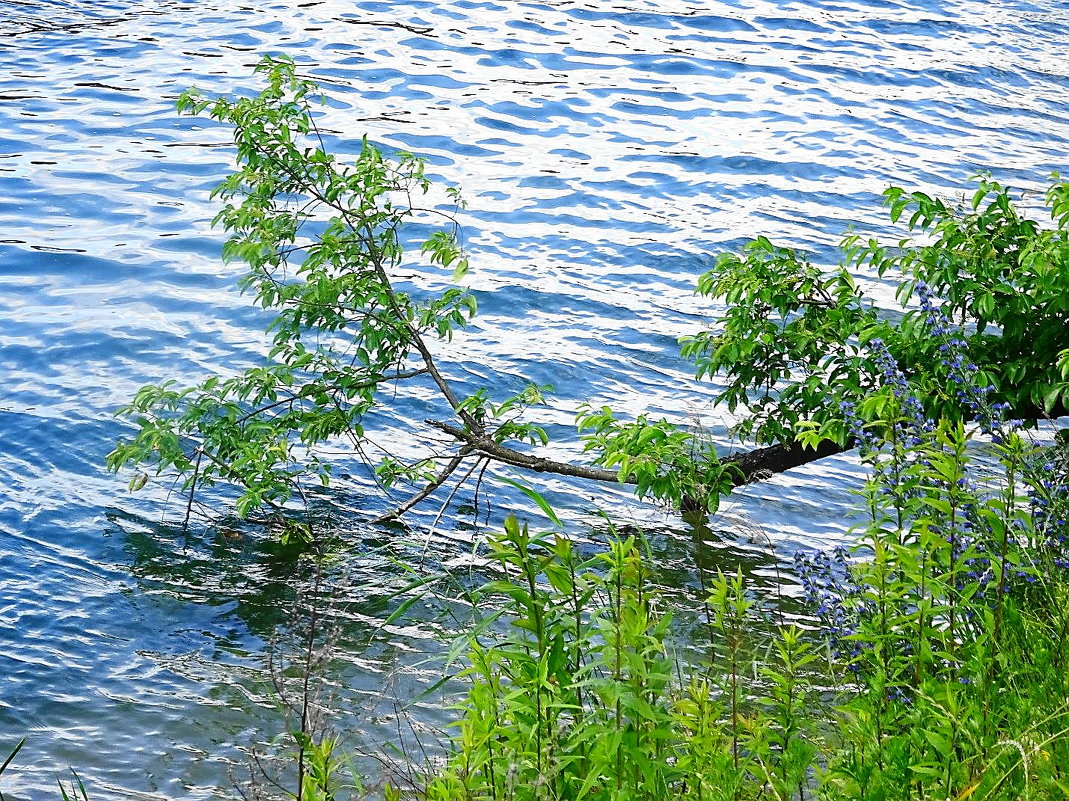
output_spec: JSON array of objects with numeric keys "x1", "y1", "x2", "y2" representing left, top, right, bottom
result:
[
  {"x1": 498, "y1": 478, "x2": 563, "y2": 527},
  {"x1": 1043, "y1": 382, "x2": 1066, "y2": 413},
  {"x1": 0, "y1": 737, "x2": 25, "y2": 778}
]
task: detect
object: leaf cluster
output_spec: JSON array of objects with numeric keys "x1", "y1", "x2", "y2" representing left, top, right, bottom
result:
[
  {"x1": 683, "y1": 177, "x2": 1069, "y2": 452},
  {"x1": 576, "y1": 405, "x2": 742, "y2": 512},
  {"x1": 680, "y1": 236, "x2": 884, "y2": 445},
  {"x1": 108, "y1": 56, "x2": 483, "y2": 519}
]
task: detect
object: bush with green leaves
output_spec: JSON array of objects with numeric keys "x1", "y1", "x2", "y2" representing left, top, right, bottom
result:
[
  {"x1": 794, "y1": 399, "x2": 1069, "y2": 798},
  {"x1": 106, "y1": 55, "x2": 620, "y2": 525},
  {"x1": 683, "y1": 178, "x2": 1069, "y2": 453}
]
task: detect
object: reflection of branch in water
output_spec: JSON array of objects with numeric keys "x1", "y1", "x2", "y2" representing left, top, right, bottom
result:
[
  {"x1": 0, "y1": 6, "x2": 165, "y2": 39},
  {"x1": 340, "y1": 18, "x2": 434, "y2": 36},
  {"x1": 489, "y1": 78, "x2": 563, "y2": 86}
]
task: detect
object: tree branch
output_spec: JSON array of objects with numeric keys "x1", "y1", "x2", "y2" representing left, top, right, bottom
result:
[
  {"x1": 719, "y1": 398, "x2": 1068, "y2": 485},
  {"x1": 722, "y1": 438, "x2": 848, "y2": 482},
  {"x1": 425, "y1": 420, "x2": 623, "y2": 483},
  {"x1": 425, "y1": 397, "x2": 1069, "y2": 501},
  {"x1": 372, "y1": 450, "x2": 472, "y2": 524},
  {"x1": 426, "y1": 418, "x2": 848, "y2": 488}
]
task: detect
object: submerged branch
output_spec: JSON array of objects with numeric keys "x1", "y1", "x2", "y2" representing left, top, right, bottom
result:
[
  {"x1": 373, "y1": 450, "x2": 472, "y2": 524},
  {"x1": 423, "y1": 395, "x2": 1068, "y2": 508}
]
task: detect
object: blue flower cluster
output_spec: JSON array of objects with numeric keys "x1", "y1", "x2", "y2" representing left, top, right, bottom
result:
[
  {"x1": 915, "y1": 280, "x2": 1022, "y2": 438},
  {"x1": 870, "y1": 336, "x2": 930, "y2": 448},
  {"x1": 794, "y1": 548, "x2": 867, "y2": 664},
  {"x1": 796, "y1": 281, "x2": 1069, "y2": 682}
]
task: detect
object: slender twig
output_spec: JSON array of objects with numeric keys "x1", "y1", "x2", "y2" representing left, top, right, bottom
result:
[
  {"x1": 372, "y1": 451, "x2": 471, "y2": 524},
  {"x1": 181, "y1": 449, "x2": 203, "y2": 533},
  {"x1": 425, "y1": 419, "x2": 623, "y2": 482},
  {"x1": 297, "y1": 527, "x2": 326, "y2": 800},
  {"x1": 420, "y1": 456, "x2": 488, "y2": 566}
]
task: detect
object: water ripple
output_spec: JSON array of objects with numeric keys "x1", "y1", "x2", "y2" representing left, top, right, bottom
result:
[{"x1": 2, "y1": 0, "x2": 1068, "y2": 795}]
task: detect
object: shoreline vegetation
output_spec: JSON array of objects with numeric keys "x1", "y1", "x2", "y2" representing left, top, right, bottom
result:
[
  {"x1": 5, "y1": 56, "x2": 1069, "y2": 799},
  {"x1": 404, "y1": 416, "x2": 1069, "y2": 801}
]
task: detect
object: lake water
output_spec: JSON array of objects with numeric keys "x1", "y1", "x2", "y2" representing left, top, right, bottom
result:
[{"x1": 2, "y1": 0, "x2": 1068, "y2": 797}]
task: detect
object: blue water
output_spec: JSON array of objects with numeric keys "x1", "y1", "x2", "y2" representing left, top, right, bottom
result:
[{"x1": 2, "y1": 0, "x2": 1068, "y2": 796}]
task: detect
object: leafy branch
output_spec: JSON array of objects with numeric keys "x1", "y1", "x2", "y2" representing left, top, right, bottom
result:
[
  {"x1": 109, "y1": 57, "x2": 1069, "y2": 528},
  {"x1": 107, "y1": 56, "x2": 649, "y2": 523}
]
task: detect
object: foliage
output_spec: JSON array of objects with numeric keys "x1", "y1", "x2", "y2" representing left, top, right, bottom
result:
[
  {"x1": 576, "y1": 405, "x2": 741, "y2": 512},
  {"x1": 570, "y1": 176, "x2": 1069, "y2": 512},
  {"x1": 289, "y1": 733, "x2": 354, "y2": 801},
  {"x1": 794, "y1": 340, "x2": 1069, "y2": 801},
  {"x1": 397, "y1": 516, "x2": 818, "y2": 801},
  {"x1": 106, "y1": 56, "x2": 572, "y2": 524},
  {"x1": 56, "y1": 772, "x2": 88, "y2": 801},
  {"x1": 83, "y1": 60, "x2": 1069, "y2": 793},
  {"x1": 396, "y1": 317, "x2": 1069, "y2": 801},
  {"x1": 681, "y1": 235, "x2": 881, "y2": 446},
  {"x1": 394, "y1": 449, "x2": 1069, "y2": 801},
  {"x1": 681, "y1": 177, "x2": 1069, "y2": 450},
  {"x1": 96, "y1": 60, "x2": 1069, "y2": 795}
]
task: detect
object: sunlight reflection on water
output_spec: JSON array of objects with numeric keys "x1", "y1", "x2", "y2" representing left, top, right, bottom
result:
[{"x1": 1, "y1": 0, "x2": 1067, "y2": 795}]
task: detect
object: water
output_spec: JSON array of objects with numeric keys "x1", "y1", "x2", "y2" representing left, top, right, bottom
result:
[{"x1": 2, "y1": 0, "x2": 1068, "y2": 796}]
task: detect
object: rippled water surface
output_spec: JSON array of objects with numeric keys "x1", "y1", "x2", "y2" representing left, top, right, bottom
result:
[{"x1": 2, "y1": 0, "x2": 1068, "y2": 796}]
